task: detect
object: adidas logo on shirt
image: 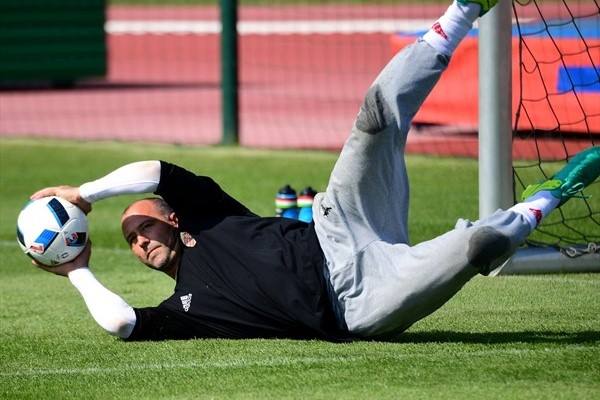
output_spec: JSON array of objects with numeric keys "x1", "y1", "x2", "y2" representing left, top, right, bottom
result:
[{"x1": 180, "y1": 293, "x2": 192, "y2": 312}]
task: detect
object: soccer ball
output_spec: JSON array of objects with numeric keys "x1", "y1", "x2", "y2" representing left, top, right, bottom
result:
[{"x1": 16, "y1": 196, "x2": 88, "y2": 266}]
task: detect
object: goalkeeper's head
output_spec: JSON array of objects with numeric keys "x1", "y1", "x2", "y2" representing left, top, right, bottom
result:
[{"x1": 121, "y1": 198, "x2": 181, "y2": 278}]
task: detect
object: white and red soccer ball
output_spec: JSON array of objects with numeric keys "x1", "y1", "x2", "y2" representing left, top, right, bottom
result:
[{"x1": 17, "y1": 196, "x2": 88, "y2": 266}]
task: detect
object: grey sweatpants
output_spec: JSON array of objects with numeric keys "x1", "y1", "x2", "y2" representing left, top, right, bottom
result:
[{"x1": 312, "y1": 40, "x2": 531, "y2": 338}]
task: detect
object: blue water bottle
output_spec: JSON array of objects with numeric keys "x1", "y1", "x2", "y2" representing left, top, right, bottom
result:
[
  {"x1": 275, "y1": 185, "x2": 299, "y2": 220},
  {"x1": 297, "y1": 186, "x2": 317, "y2": 223}
]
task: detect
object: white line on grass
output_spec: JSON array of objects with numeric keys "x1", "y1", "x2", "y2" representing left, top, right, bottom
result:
[
  {"x1": 1, "y1": 346, "x2": 595, "y2": 378},
  {"x1": 0, "y1": 356, "x2": 362, "y2": 378}
]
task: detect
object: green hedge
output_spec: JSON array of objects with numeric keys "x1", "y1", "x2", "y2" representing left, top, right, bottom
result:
[{"x1": 0, "y1": 0, "x2": 106, "y2": 83}]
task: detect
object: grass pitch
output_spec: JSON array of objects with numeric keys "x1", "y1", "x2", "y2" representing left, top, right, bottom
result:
[{"x1": 0, "y1": 138, "x2": 598, "y2": 399}]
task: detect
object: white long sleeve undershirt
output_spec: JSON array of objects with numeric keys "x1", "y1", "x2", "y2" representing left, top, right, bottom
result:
[
  {"x1": 68, "y1": 268, "x2": 136, "y2": 339},
  {"x1": 70, "y1": 161, "x2": 162, "y2": 337},
  {"x1": 79, "y1": 160, "x2": 161, "y2": 203}
]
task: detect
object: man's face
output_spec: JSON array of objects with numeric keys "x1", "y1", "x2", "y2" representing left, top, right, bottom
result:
[{"x1": 121, "y1": 200, "x2": 180, "y2": 272}]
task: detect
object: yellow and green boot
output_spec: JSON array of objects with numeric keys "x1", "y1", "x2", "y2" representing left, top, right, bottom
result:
[
  {"x1": 457, "y1": 0, "x2": 499, "y2": 16},
  {"x1": 521, "y1": 146, "x2": 600, "y2": 207}
]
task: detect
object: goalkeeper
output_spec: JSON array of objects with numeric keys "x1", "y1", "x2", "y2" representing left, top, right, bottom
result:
[{"x1": 31, "y1": 0, "x2": 600, "y2": 341}]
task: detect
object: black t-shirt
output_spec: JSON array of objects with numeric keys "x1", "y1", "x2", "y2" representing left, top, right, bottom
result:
[{"x1": 126, "y1": 161, "x2": 347, "y2": 341}]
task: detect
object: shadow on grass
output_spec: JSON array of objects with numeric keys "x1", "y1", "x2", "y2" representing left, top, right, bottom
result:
[{"x1": 389, "y1": 330, "x2": 600, "y2": 345}]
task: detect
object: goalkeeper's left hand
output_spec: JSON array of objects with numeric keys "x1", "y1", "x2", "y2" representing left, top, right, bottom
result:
[
  {"x1": 31, "y1": 185, "x2": 92, "y2": 214},
  {"x1": 32, "y1": 241, "x2": 92, "y2": 277}
]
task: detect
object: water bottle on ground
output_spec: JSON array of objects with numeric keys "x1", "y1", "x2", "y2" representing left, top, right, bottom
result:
[
  {"x1": 298, "y1": 186, "x2": 317, "y2": 223},
  {"x1": 275, "y1": 185, "x2": 299, "y2": 220}
]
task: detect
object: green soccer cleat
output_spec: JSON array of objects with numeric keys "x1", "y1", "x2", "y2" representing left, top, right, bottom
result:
[
  {"x1": 457, "y1": 0, "x2": 499, "y2": 16},
  {"x1": 521, "y1": 146, "x2": 600, "y2": 207}
]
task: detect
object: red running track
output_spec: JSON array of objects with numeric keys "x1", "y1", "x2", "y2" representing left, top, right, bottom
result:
[
  {"x1": 0, "y1": 31, "x2": 389, "y2": 148},
  {"x1": 1, "y1": 4, "x2": 596, "y2": 157},
  {"x1": 1, "y1": 4, "x2": 401, "y2": 149}
]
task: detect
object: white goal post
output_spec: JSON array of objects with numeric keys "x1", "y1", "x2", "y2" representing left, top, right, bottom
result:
[{"x1": 478, "y1": 0, "x2": 600, "y2": 275}]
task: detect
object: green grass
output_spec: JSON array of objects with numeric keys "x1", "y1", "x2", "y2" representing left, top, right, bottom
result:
[{"x1": 1, "y1": 138, "x2": 598, "y2": 399}]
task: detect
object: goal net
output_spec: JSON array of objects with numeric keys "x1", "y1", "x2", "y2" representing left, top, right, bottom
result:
[{"x1": 494, "y1": 0, "x2": 600, "y2": 274}]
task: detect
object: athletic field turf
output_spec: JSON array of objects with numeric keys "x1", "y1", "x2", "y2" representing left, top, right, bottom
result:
[{"x1": 1, "y1": 138, "x2": 598, "y2": 399}]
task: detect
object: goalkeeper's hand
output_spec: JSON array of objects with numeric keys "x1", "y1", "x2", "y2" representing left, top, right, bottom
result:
[
  {"x1": 32, "y1": 241, "x2": 92, "y2": 277},
  {"x1": 31, "y1": 185, "x2": 92, "y2": 214}
]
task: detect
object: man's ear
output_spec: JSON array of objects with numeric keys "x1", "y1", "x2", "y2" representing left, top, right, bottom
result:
[{"x1": 168, "y1": 212, "x2": 179, "y2": 228}]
